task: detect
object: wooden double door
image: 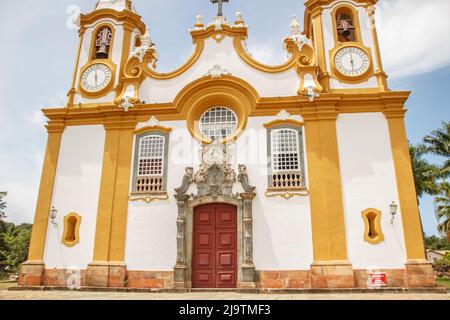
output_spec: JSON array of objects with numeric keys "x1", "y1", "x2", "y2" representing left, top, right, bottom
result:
[{"x1": 192, "y1": 203, "x2": 238, "y2": 288}]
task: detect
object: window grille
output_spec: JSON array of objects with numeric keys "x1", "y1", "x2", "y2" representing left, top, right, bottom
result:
[
  {"x1": 134, "y1": 135, "x2": 166, "y2": 193},
  {"x1": 199, "y1": 106, "x2": 238, "y2": 141},
  {"x1": 269, "y1": 128, "x2": 305, "y2": 190}
]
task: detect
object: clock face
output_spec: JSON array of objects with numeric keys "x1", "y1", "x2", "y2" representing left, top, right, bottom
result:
[
  {"x1": 80, "y1": 63, "x2": 112, "y2": 93},
  {"x1": 334, "y1": 47, "x2": 370, "y2": 77}
]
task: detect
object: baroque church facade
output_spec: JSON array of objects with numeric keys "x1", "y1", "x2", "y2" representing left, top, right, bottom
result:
[{"x1": 19, "y1": 0, "x2": 436, "y2": 290}]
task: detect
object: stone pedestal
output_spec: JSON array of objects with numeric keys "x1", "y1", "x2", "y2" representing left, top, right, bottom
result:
[
  {"x1": 405, "y1": 260, "x2": 436, "y2": 288},
  {"x1": 19, "y1": 261, "x2": 45, "y2": 287},
  {"x1": 86, "y1": 262, "x2": 127, "y2": 288},
  {"x1": 310, "y1": 261, "x2": 355, "y2": 288},
  {"x1": 173, "y1": 265, "x2": 188, "y2": 289}
]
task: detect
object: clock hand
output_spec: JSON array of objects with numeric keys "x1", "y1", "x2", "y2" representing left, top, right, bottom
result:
[
  {"x1": 349, "y1": 52, "x2": 355, "y2": 71},
  {"x1": 95, "y1": 69, "x2": 98, "y2": 86}
]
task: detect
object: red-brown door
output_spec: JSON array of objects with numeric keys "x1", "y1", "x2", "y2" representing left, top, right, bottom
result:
[{"x1": 192, "y1": 203, "x2": 237, "y2": 288}]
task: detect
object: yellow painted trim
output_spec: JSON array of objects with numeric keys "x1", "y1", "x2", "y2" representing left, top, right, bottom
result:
[
  {"x1": 62, "y1": 213, "x2": 82, "y2": 247},
  {"x1": 88, "y1": 22, "x2": 116, "y2": 62},
  {"x1": 91, "y1": 125, "x2": 136, "y2": 263},
  {"x1": 175, "y1": 75, "x2": 259, "y2": 144},
  {"x1": 367, "y1": 7, "x2": 389, "y2": 91},
  {"x1": 361, "y1": 208, "x2": 384, "y2": 245},
  {"x1": 233, "y1": 37, "x2": 298, "y2": 73},
  {"x1": 144, "y1": 40, "x2": 205, "y2": 80},
  {"x1": 329, "y1": 43, "x2": 374, "y2": 84},
  {"x1": 190, "y1": 23, "x2": 248, "y2": 44},
  {"x1": 77, "y1": 60, "x2": 117, "y2": 98},
  {"x1": 27, "y1": 129, "x2": 64, "y2": 262},
  {"x1": 310, "y1": 11, "x2": 330, "y2": 92},
  {"x1": 68, "y1": 30, "x2": 85, "y2": 107},
  {"x1": 116, "y1": 23, "x2": 134, "y2": 98},
  {"x1": 265, "y1": 189, "x2": 310, "y2": 200},
  {"x1": 43, "y1": 91, "x2": 411, "y2": 126},
  {"x1": 79, "y1": 8, "x2": 146, "y2": 34},
  {"x1": 304, "y1": 117, "x2": 348, "y2": 262},
  {"x1": 129, "y1": 194, "x2": 169, "y2": 204},
  {"x1": 385, "y1": 112, "x2": 427, "y2": 260},
  {"x1": 263, "y1": 119, "x2": 304, "y2": 129},
  {"x1": 108, "y1": 128, "x2": 135, "y2": 262},
  {"x1": 134, "y1": 125, "x2": 172, "y2": 135}
]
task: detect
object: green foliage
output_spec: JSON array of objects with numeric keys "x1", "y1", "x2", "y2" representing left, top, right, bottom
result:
[
  {"x1": 434, "y1": 256, "x2": 450, "y2": 278},
  {"x1": 0, "y1": 223, "x2": 32, "y2": 273},
  {"x1": 409, "y1": 144, "x2": 442, "y2": 201},
  {"x1": 424, "y1": 121, "x2": 450, "y2": 176},
  {"x1": 435, "y1": 183, "x2": 450, "y2": 240},
  {"x1": 425, "y1": 235, "x2": 450, "y2": 250}
]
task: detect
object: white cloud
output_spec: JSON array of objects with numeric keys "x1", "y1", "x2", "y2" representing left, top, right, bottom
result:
[{"x1": 376, "y1": 0, "x2": 450, "y2": 78}]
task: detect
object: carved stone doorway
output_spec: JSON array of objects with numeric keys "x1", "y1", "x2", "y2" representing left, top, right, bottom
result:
[{"x1": 173, "y1": 162, "x2": 257, "y2": 289}]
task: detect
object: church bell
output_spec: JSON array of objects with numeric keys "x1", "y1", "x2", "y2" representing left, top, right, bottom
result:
[{"x1": 96, "y1": 44, "x2": 109, "y2": 59}]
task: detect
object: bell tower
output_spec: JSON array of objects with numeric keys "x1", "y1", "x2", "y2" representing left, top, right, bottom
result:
[
  {"x1": 67, "y1": 0, "x2": 147, "y2": 107},
  {"x1": 304, "y1": 0, "x2": 388, "y2": 92}
]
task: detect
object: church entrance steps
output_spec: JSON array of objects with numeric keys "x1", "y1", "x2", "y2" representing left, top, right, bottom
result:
[{"x1": 9, "y1": 286, "x2": 447, "y2": 294}]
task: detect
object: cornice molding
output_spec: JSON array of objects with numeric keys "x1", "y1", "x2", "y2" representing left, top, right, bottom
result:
[
  {"x1": 42, "y1": 90, "x2": 410, "y2": 127},
  {"x1": 79, "y1": 8, "x2": 147, "y2": 34}
]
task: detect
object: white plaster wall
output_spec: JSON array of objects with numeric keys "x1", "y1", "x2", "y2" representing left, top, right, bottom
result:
[
  {"x1": 125, "y1": 116, "x2": 314, "y2": 271},
  {"x1": 336, "y1": 113, "x2": 407, "y2": 269},
  {"x1": 43, "y1": 125, "x2": 105, "y2": 270},
  {"x1": 139, "y1": 37, "x2": 300, "y2": 103}
]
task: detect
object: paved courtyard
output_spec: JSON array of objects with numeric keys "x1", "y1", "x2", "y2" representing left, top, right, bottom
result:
[{"x1": 0, "y1": 283, "x2": 448, "y2": 300}]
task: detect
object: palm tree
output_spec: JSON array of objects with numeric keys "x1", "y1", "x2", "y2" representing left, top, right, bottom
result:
[
  {"x1": 435, "y1": 182, "x2": 450, "y2": 241},
  {"x1": 409, "y1": 144, "x2": 442, "y2": 203},
  {"x1": 424, "y1": 121, "x2": 450, "y2": 177}
]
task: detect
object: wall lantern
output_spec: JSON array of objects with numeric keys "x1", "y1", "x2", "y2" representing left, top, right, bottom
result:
[
  {"x1": 49, "y1": 206, "x2": 58, "y2": 227},
  {"x1": 389, "y1": 201, "x2": 398, "y2": 224}
]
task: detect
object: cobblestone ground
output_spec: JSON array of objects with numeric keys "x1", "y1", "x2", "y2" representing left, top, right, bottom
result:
[{"x1": 0, "y1": 283, "x2": 448, "y2": 300}]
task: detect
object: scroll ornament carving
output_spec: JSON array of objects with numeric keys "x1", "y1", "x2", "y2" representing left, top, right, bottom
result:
[{"x1": 174, "y1": 163, "x2": 255, "y2": 200}]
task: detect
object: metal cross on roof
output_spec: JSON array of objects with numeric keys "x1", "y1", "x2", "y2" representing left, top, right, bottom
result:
[{"x1": 211, "y1": 0, "x2": 229, "y2": 17}]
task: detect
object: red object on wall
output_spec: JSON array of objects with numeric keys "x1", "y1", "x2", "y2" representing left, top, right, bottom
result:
[
  {"x1": 369, "y1": 272, "x2": 388, "y2": 287},
  {"x1": 192, "y1": 204, "x2": 237, "y2": 288}
]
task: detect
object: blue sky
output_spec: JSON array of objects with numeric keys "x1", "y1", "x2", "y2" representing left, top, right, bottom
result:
[{"x1": 0, "y1": 0, "x2": 449, "y2": 236}]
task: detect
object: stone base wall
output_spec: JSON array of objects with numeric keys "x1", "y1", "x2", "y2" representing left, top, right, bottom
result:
[
  {"x1": 19, "y1": 266, "x2": 436, "y2": 289},
  {"x1": 127, "y1": 271, "x2": 174, "y2": 288},
  {"x1": 257, "y1": 271, "x2": 311, "y2": 289}
]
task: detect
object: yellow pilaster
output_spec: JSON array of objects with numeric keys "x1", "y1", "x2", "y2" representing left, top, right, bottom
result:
[
  {"x1": 310, "y1": 9, "x2": 330, "y2": 92},
  {"x1": 385, "y1": 110, "x2": 426, "y2": 261},
  {"x1": 67, "y1": 28, "x2": 85, "y2": 108},
  {"x1": 367, "y1": 7, "x2": 389, "y2": 92},
  {"x1": 304, "y1": 110, "x2": 348, "y2": 262},
  {"x1": 27, "y1": 123, "x2": 65, "y2": 262},
  {"x1": 115, "y1": 23, "x2": 134, "y2": 99},
  {"x1": 91, "y1": 121, "x2": 136, "y2": 263}
]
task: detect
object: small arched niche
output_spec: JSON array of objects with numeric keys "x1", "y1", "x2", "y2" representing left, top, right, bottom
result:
[
  {"x1": 361, "y1": 208, "x2": 384, "y2": 245},
  {"x1": 62, "y1": 213, "x2": 82, "y2": 247},
  {"x1": 334, "y1": 6, "x2": 359, "y2": 43}
]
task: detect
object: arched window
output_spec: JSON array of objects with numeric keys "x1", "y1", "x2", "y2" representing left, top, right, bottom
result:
[
  {"x1": 267, "y1": 126, "x2": 306, "y2": 190},
  {"x1": 93, "y1": 26, "x2": 113, "y2": 60},
  {"x1": 132, "y1": 132, "x2": 169, "y2": 194},
  {"x1": 335, "y1": 7, "x2": 357, "y2": 43},
  {"x1": 199, "y1": 106, "x2": 238, "y2": 142}
]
